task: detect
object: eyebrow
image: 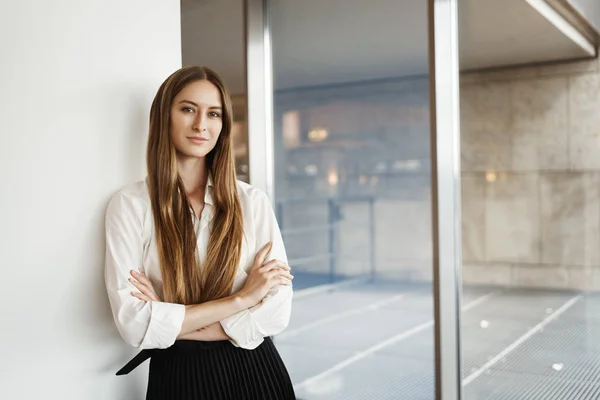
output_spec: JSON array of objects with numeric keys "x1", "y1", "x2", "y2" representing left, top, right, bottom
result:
[{"x1": 178, "y1": 100, "x2": 222, "y2": 110}]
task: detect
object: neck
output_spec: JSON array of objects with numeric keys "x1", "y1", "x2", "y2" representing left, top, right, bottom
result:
[{"x1": 177, "y1": 155, "x2": 208, "y2": 195}]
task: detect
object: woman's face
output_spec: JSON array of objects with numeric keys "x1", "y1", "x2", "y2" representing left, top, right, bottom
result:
[{"x1": 169, "y1": 80, "x2": 223, "y2": 159}]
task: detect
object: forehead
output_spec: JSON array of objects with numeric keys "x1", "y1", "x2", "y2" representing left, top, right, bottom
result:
[{"x1": 174, "y1": 80, "x2": 222, "y2": 106}]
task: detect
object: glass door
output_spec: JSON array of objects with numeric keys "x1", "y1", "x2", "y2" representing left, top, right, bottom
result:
[{"x1": 267, "y1": 1, "x2": 438, "y2": 398}]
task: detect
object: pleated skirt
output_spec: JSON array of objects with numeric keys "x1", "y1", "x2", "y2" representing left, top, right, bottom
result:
[{"x1": 145, "y1": 337, "x2": 296, "y2": 400}]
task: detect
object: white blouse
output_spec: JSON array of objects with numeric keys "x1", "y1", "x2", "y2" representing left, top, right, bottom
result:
[{"x1": 104, "y1": 177, "x2": 292, "y2": 350}]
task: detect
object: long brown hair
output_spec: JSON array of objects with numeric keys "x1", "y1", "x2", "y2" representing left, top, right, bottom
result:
[{"x1": 146, "y1": 66, "x2": 243, "y2": 305}]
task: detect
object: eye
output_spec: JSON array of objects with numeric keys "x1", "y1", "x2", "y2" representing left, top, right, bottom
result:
[
  {"x1": 209, "y1": 111, "x2": 221, "y2": 118},
  {"x1": 181, "y1": 107, "x2": 194, "y2": 113}
]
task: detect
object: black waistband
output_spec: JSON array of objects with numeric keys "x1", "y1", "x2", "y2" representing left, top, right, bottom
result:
[
  {"x1": 115, "y1": 340, "x2": 231, "y2": 376},
  {"x1": 116, "y1": 349, "x2": 155, "y2": 376}
]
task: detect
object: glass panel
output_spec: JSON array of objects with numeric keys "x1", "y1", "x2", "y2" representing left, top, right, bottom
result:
[
  {"x1": 459, "y1": 6, "x2": 600, "y2": 400},
  {"x1": 180, "y1": 0, "x2": 249, "y2": 181},
  {"x1": 270, "y1": 1, "x2": 435, "y2": 398}
]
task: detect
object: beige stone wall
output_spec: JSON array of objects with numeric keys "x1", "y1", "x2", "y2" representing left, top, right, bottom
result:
[
  {"x1": 461, "y1": 58, "x2": 600, "y2": 290},
  {"x1": 277, "y1": 58, "x2": 600, "y2": 290}
]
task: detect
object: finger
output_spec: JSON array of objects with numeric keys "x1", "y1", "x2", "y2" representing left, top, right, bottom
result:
[
  {"x1": 128, "y1": 278, "x2": 160, "y2": 300},
  {"x1": 258, "y1": 242, "x2": 273, "y2": 265},
  {"x1": 267, "y1": 267, "x2": 292, "y2": 280},
  {"x1": 131, "y1": 291, "x2": 152, "y2": 302},
  {"x1": 276, "y1": 277, "x2": 292, "y2": 286},
  {"x1": 133, "y1": 288, "x2": 159, "y2": 302},
  {"x1": 265, "y1": 261, "x2": 290, "y2": 271},
  {"x1": 130, "y1": 271, "x2": 161, "y2": 300},
  {"x1": 258, "y1": 260, "x2": 277, "y2": 272},
  {"x1": 280, "y1": 271, "x2": 294, "y2": 280},
  {"x1": 271, "y1": 269, "x2": 294, "y2": 281},
  {"x1": 128, "y1": 277, "x2": 148, "y2": 292},
  {"x1": 265, "y1": 267, "x2": 292, "y2": 281},
  {"x1": 131, "y1": 270, "x2": 153, "y2": 287},
  {"x1": 149, "y1": 292, "x2": 161, "y2": 302},
  {"x1": 259, "y1": 260, "x2": 289, "y2": 273},
  {"x1": 253, "y1": 242, "x2": 273, "y2": 269}
]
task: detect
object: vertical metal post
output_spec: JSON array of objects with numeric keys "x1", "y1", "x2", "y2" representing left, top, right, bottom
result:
[
  {"x1": 276, "y1": 201, "x2": 284, "y2": 233},
  {"x1": 429, "y1": 0, "x2": 463, "y2": 399},
  {"x1": 328, "y1": 199, "x2": 336, "y2": 283},
  {"x1": 245, "y1": 0, "x2": 275, "y2": 200},
  {"x1": 369, "y1": 197, "x2": 376, "y2": 281}
]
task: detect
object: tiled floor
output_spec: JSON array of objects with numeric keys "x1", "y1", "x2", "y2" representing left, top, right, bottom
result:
[{"x1": 276, "y1": 276, "x2": 600, "y2": 399}]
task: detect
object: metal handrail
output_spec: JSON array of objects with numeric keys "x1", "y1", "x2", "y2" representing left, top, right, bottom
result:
[
  {"x1": 276, "y1": 196, "x2": 377, "y2": 283},
  {"x1": 281, "y1": 222, "x2": 338, "y2": 236},
  {"x1": 288, "y1": 253, "x2": 335, "y2": 267}
]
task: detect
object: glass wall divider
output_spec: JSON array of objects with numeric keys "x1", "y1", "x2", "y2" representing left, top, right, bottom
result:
[
  {"x1": 430, "y1": 0, "x2": 462, "y2": 399},
  {"x1": 245, "y1": 0, "x2": 275, "y2": 199}
]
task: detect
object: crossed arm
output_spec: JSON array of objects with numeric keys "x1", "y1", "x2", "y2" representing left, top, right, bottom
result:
[
  {"x1": 128, "y1": 269, "x2": 231, "y2": 341},
  {"x1": 127, "y1": 242, "x2": 293, "y2": 342},
  {"x1": 105, "y1": 189, "x2": 292, "y2": 350}
]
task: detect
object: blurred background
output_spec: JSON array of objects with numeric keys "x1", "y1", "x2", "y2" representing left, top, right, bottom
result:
[{"x1": 181, "y1": 0, "x2": 600, "y2": 398}]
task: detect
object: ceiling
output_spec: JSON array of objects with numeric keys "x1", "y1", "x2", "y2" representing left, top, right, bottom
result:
[
  {"x1": 460, "y1": 0, "x2": 594, "y2": 70},
  {"x1": 181, "y1": 0, "x2": 596, "y2": 94}
]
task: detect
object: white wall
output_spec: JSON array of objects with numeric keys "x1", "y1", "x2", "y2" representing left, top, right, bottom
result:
[{"x1": 0, "y1": 1, "x2": 181, "y2": 398}]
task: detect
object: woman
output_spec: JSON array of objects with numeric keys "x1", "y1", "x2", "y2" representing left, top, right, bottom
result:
[{"x1": 104, "y1": 66, "x2": 296, "y2": 399}]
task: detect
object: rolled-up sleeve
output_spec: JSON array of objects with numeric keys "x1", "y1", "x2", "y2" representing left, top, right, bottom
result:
[
  {"x1": 220, "y1": 189, "x2": 293, "y2": 350},
  {"x1": 104, "y1": 192, "x2": 185, "y2": 349}
]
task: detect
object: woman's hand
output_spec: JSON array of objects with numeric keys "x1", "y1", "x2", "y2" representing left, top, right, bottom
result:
[
  {"x1": 129, "y1": 269, "x2": 162, "y2": 302},
  {"x1": 237, "y1": 242, "x2": 293, "y2": 308}
]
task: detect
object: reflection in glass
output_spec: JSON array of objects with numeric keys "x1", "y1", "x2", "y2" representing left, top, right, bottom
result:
[
  {"x1": 181, "y1": 0, "x2": 249, "y2": 182},
  {"x1": 230, "y1": 94, "x2": 249, "y2": 182},
  {"x1": 270, "y1": 1, "x2": 435, "y2": 398}
]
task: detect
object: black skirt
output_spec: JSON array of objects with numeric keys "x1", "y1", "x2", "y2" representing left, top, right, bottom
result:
[{"x1": 117, "y1": 337, "x2": 296, "y2": 400}]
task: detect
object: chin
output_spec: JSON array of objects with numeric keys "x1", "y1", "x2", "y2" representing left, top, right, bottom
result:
[
  {"x1": 179, "y1": 145, "x2": 216, "y2": 158},
  {"x1": 183, "y1": 150, "x2": 210, "y2": 159}
]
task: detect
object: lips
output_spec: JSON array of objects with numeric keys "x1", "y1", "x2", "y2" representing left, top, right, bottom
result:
[{"x1": 188, "y1": 137, "x2": 209, "y2": 144}]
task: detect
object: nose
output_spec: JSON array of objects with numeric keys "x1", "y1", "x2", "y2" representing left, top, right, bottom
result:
[{"x1": 192, "y1": 114, "x2": 207, "y2": 132}]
